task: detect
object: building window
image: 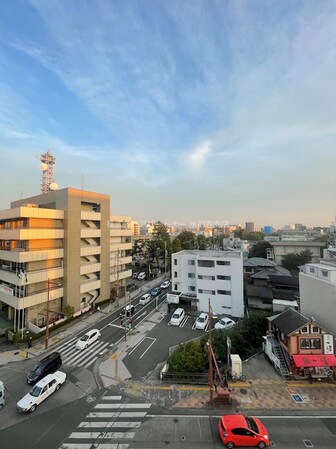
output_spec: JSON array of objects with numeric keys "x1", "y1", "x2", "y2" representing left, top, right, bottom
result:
[
  {"x1": 188, "y1": 273, "x2": 195, "y2": 278},
  {"x1": 174, "y1": 272, "x2": 177, "y2": 278},
  {"x1": 217, "y1": 260, "x2": 230, "y2": 266},
  {"x1": 321, "y1": 270, "x2": 328, "y2": 277},
  {"x1": 301, "y1": 326, "x2": 308, "y2": 333},
  {"x1": 198, "y1": 275, "x2": 215, "y2": 280},
  {"x1": 311, "y1": 326, "x2": 319, "y2": 333},
  {"x1": 217, "y1": 290, "x2": 231, "y2": 295},
  {"x1": 198, "y1": 260, "x2": 215, "y2": 268},
  {"x1": 174, "y1": 284, "x2": 178, "y2": 290},
  {"x1": 188, "y1": 286, "x2": 195, "y2": 292},
  {"x1": 198, "y1": 289, "x2": 215, "y2": 295},
  {"x1": 217, "y1": 275, "x2": 231, "y2": 280},
  {"x1": 309, "y1": 267, "x2": 315, "y2": 273},
  {"x1": 300, "y1": 338, "x2": 321, "y2": 350},
  {"x1": 188, "y1": 260, "x2": 195, "y2": 265},
  {"x1": 174, "y1": 259, "x2": 177, "y2": 265}
]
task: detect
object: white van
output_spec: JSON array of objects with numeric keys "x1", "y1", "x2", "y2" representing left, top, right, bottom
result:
[
  {"x1": 137, "y1": 272, "x2": 146, "y2": 281},
  {"x1": 139, "y1": 293, "x2": 151, "y2": 305}
]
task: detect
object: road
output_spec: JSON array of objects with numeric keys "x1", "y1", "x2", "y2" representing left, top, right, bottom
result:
[{"x1": 1, "y1": 390, "x2": 336, "y2": 449}]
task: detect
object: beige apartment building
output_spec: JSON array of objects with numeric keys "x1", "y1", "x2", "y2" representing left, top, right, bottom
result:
[{"x1": 0, "y1": 188, "x2": 132, "y2": 334}]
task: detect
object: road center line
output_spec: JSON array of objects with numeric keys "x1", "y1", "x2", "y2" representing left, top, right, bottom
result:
[{"x1": 140, "y1": 338, "x2": 156, "y2": 359}]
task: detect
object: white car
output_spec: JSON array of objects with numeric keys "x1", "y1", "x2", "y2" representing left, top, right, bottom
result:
[
  {"x1": 195, "y1": 312, "x2": 209, "y2": 330},
  {"x1": 160, "y1": 280, "x2": 170, "y2": 289},
  {"x1": 76, "y1": 329, "x2": 101, "y2": 350},
  {"x1": 137, "y1": 272, "x2": 146, "y2": 281},
  {"x1": 170, "y1": 308, "x2": 185, "y2": 326},
  {"x1": 17, "y1": 371, "x2": 66, "y2": 413},
  {"x1": 214, "y1": 317, "x2": 236, "y2": 330},
  {"x1": 139, "y1": 293, "x2": 151, "y2": 305}
]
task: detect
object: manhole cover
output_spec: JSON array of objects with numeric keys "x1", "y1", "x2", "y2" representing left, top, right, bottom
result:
[
  {"x1": 303, "y1": 440, "x2": 314, "y2": 448},
  {"x1": 240, "y1": 388, "x2": 248, "y2": 394},
  {"x1": 174, "y1": 418, "x2": 179, "y2": 423},
  {"x1": 180, "y1": 435, "x2": 187, "y2": 441}
]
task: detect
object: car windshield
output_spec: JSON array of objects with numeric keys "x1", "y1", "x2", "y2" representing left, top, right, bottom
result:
[
  {"x1": 198, "y1": 317, "x2": 205, "y2": 323},
  {"x1": 219, "y1": 319, "x2": 230, "y2": 325},
  {"x1": 245, "y1": 416, "x2": 259, "y2": 433},
  {"x1": 172, "y1": 313, "x2": 180, "y2": 319},
  {"x1": 30, "y1": 385, "x2": 42, "y2": 397},
  {"x1": 31, "y1": 363, "x2": 43, "y2": 375},
  {"x1": 80, "y1": 335, "x2": 90, "y2": 341}
]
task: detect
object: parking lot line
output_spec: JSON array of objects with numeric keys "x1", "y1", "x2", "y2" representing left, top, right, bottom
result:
[{"x1": 139, "y1": 338, "x2": 156, "y2": 359}]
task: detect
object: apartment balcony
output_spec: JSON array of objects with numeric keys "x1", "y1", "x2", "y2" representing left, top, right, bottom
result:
[
  {"x1": 110, "y1": 242, "x2": 132, "y2": 252},
  {"x1": 0, "y1": 285, "x2": 64, "y2": 310},
  {"x1": 0, "y1": 229, "x2": 64, "y2": 240},
  {"x1": 80, "y1": 245, "x2": 101, "y2": 256},
  {"x1": 80, "y1": 263, "x2": 101, "y2": 275},
  {"x1": 0, "y1": 267, "x2": 64, "y2": 286},
  {"x1": 110, "y1": 268, "x2": 132, "y2": 283},
  {"x1": 81, "y1": 211, "x2": 101, "y2": 221},
  {"x1": 110, "y1": 229, "x2": 131, "y2": 237},
  {"x1": 80, "y1": 228, "x2": 101, "y2": 238},
  {"x1": 80, "y1": 279, "x2": 101, "y2": 293}
]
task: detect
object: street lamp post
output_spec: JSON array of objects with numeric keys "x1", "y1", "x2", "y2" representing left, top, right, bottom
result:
[
  {"x1": 45, "y1": 279, "x2": 51, "y2": 350},
  {"x1": 208, "y1": 298, "x2": 214, "y2": 405}
]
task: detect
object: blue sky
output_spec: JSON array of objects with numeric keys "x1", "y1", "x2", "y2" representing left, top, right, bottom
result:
[{"x1": 0, "y1": 0, "x2": 335, "y2": 228}]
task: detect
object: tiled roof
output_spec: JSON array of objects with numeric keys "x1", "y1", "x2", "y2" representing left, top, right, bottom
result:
[
  {"x1": 244, "y1": 257, "x2": 277, "y2": 268},
  {"x1": 270, "y1": 307, "x2": 310, "y2": 335}
]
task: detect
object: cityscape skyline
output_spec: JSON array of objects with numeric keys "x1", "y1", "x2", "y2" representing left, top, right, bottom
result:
[{"x1": 0, "y1": 1, "x2": 335, "y2": 227}]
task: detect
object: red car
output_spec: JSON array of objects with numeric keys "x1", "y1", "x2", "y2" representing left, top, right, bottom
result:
[{"x1": 218, "y1": 414, "x2": 269, "y2": 448}]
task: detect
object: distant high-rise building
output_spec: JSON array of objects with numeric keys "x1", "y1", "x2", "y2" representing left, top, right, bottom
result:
[
  {"x1": 131, "y1": 221, "x2": 140, "y2": 236},
  {"x1": 245, "y1": 222, "x2": 255, "y2": 233},
  {"x1": 264, "y1": 226, "x2": 273, "y2": 234}
]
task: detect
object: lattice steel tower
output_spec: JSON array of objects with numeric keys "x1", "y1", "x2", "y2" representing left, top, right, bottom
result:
[{"x1": 39, "y1": 151, "x2": 58, "y2": 194}]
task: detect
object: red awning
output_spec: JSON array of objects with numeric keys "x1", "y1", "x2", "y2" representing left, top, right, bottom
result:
[{"x1": 292, "y1": 354, "x2": 336, "y2": 368}]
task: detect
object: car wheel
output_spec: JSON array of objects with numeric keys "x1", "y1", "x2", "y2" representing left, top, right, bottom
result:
[
  {"x1": 226, "y1": 442, "x2": 235, "y2": 449},
  {"x1": 30, "y1": 404, "x2": 37, "y2": 413},
  {"x1": 258, "y1": 442, "x2": 266, "y2": 449},
  {"x1": 55, "y1": 383, "x2": 61, "y2": 391},
  {"x1": 0, "y1": 404, "x2": 3, "y2": 410}
]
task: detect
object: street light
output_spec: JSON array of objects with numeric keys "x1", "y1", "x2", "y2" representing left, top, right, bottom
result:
[{"x1": 45, "y1": 278, "x2": 62, "y2": 350}]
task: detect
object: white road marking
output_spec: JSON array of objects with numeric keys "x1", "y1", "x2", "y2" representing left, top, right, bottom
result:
[
  {"x1": 68, "y1": 431, "x2": 135, "y2": 439},
  {"x1": 60, "y1": 445, "x2": 129, "y2": 449},
  {"x1": 94, "y1": 403, "x2": 151, "y2": 409},
  {"x1": 78, "y1": 421, "x2": 141, "y2": 428},
  {"x1": 139, "y1": 338, "x2": 156, "y2": 359},
  {"x1": 87, "y1": 411, "x2": 148, "y2": 418},
  {"x1": 102, "y1": 396, "x2": 122, "y2": 400}
]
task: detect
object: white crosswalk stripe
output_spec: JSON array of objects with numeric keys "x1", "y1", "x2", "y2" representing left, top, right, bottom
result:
[
  {"x1": 59, "y1": 394, "x2": 152, "y2": 449},
  {"x1": 54, "y1": 339, "x2": 110, "y2": 368}
]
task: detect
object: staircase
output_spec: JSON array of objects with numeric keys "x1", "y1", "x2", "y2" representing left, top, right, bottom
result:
[{"x1": 273, "y1": 345, "x2": 290, "y2": 378}]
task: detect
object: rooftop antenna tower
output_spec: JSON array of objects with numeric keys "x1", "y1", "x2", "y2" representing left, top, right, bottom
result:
[{"x1": 39, "y1": 150, "x2": 58, "y2": 194}]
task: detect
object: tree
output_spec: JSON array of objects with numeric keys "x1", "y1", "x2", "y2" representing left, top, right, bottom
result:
[
  {"x1": 175, "y1": 231, "x2": 197, "y2": 250},
  {"x1": 147, "y1": 221, "x2": 172, "y2": 270},
  {"x1": 172, "y1": 237, "x2": 182, "y2": 253},
  {"x1": 168, "y1": 340, "x2": 207, "y2": 373},
  {"x1": 281, "y1": 249, "x2": 312, "y2": 274},
  {"x1": 197, "y1": 234, "x2": 207, "y2": 250},
  {"x1": 248, "y1": 241, "x2": 273, "y2": 258},
  {"x1": 246, "y1": 232, "x2": 264, "y2": 241}
]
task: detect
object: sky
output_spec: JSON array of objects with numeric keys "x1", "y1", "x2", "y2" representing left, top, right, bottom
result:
[{"x1": 0, "y1": 0, "x2": 335, "y2": 229}]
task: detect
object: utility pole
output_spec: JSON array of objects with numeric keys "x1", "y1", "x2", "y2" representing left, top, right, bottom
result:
[
  {"x1": 164, "y1": 240, "x2": 167, "y2": 277},
  {"x1": 208, "y1": 298, "x2": 214, "y2": 405}
]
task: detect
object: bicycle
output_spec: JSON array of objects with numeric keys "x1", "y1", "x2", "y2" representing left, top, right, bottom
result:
[{"x1": 231, "y1": 372, "x2": 247, "y2": 382}]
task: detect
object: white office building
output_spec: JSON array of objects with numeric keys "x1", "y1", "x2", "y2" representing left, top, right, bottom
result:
[
  {"x1": 299, "y1": 247, "x2": 336, "y2": 335},
  {"x1": 170, "y1": 250, "x2": 244, "y2": 317}
]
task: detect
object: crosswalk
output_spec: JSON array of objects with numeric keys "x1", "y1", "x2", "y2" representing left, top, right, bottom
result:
[
  {"x1": 59, "y1": 395, "x2": 151, "y2": 449},
  {"x1": 55, "y1": 336, "x2": 113, "y2": 368}
]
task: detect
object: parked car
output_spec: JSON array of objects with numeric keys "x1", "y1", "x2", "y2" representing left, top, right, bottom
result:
[
  {"x1": 170, "y1": 308, "x2": 185, "y2": 326},
  {"x1": 139, "y1": 293, "x2": 151, "y2": 305},
  {"x1": 215, "y1": 317, "x2": 236, "y2": 330},
  {"x1": 132, "y1": 272, "x2": 139, "y2": 279},
  {"x1": 218, "y1": 414, "x2": 269, "y2": 448},
  {"x1": 160, "y1": 280, "x2": 170, "y2": 289},
  {"x1": 0, "y1": 380, "x2": 5, "y2": 410},
  {"x1": 137, "y1": 272, "x2": 146, "y2": 281},
  {"x1": 76, "y1": 329, "x2": 101, "y2": 350},
  {"x1": 17, "y1": 371, "x2": 66, "y2": 414},
  {"x1": 151, "y1": 287, "x2": 162, "y2": 297},
  {"x1": 27, "y1": 352, "x2": 62, "y2": 385},
  {"x1": 120, "y1": 304, "x2": 135, "y2": 318},
  {"x1": 195, "y1": 312, "x2": 209, "y2": 330}
]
